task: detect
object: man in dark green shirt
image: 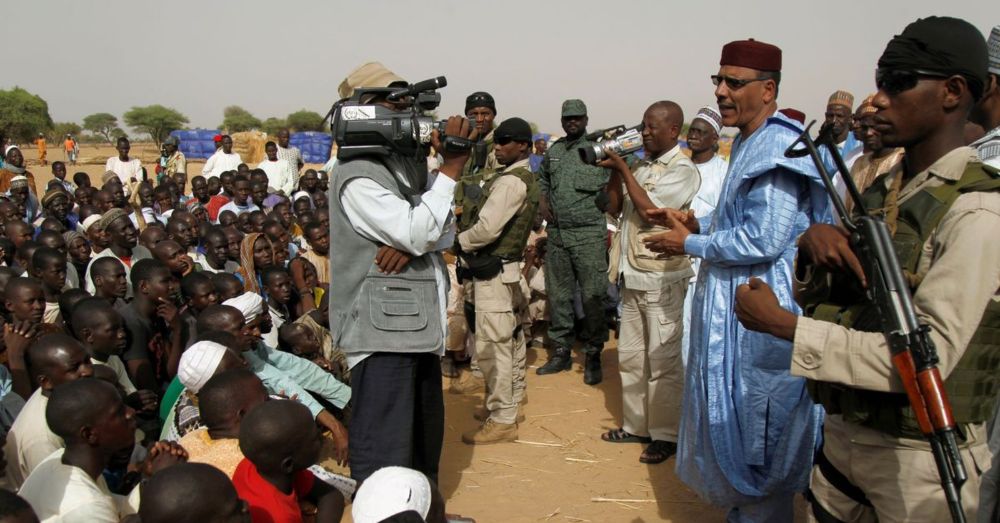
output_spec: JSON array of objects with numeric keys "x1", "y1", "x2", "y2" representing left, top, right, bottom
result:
[{"x1": 537, "y1": 99, "x2": 611, "y2": 385}]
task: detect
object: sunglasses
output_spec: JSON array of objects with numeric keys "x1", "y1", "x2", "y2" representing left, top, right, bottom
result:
[
  {"x1": 711, "y1": 75, "x2": 771, "y2": 90},
  {"x1": 495, "y1": 136, "x2": 526, "y2": 146},
  {"x1": 875, "y1": 68, "x2": 951, "y2": 95}
]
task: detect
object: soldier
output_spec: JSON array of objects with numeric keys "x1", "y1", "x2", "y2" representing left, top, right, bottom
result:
[
  {"x1": 454, "y1": 117, "x2": 539, "y2": 444},
  {"x1": 735, "y1": 16, "x2": 998, "y2": 521},
  {"x1": 463, "y1": 91, "x2": 499, "y2": 177},
  {"x1": 536, "y1": 99, "x2": 611, "y2": 385}
]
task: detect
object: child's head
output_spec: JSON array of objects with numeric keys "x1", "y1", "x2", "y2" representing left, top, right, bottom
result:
[
  {"x1": 181, "y1": 272, "x2": 218, "y2": 313},
  {"x1": 239, "y1": 400, "x2": 321, "y2": 476},
  {"x1": 262, "y1": 267, "x2": 291, "y2": 305},
  {"x1": 0, "y1": 489, "x2": 39, "y2": 523},
  {"x1": 211, "y1": 273, "x2": 244, "y2": 303},
  {"x1": 130, "y1": 258, "x2": 175, "y2": 302},
  {"x1": 72, "y1": 172, "x2": 91, "y2": 189},
  {"x1": 198, "y1": 368, "x2": 267, "y2": 434},
  {"x1": 277, "y1": 323, "x2": 321, "y2": 359},
  {"x1": 138, "y1": 463, "x2": 249, "y2": 523}
]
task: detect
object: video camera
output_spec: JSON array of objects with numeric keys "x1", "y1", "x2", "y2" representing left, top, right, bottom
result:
[
  {"x1": 329, "y1": 76, "x2": 473, "y2": 161},
  {"x1": 578, "y1": 124, "x2": 644, "y2": 165}
]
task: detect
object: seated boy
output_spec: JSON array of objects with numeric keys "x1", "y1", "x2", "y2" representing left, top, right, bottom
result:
[{"x1": 234, "y1": 400, "x2": 345, "y2": 523}]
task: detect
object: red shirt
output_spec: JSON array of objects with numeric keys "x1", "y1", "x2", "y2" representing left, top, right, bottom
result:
[
  {"x1": 232, "y1": 458, "x2": 315, "y2": 523},
  {"x1": 207, "y1": 194, "x2": 231, "y2": 222}
]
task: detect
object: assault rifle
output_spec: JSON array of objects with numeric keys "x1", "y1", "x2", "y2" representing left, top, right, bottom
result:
[{"x1": 786, "y1": 122, "x2": 968, "y2": 523}]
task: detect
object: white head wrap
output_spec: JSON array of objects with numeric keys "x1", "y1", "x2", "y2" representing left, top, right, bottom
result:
[
  {"x1": 223, "y1": 292, "x2": 264, "y2": 322},
  {"x1": 351, "y1": 466, "x2": 432, "y2": 523},
  {"x1": 4, "y1": 145, "x2": 19, "y2": 157},
  {"x1": 177, "y1": 341, "x2": 228, "y2": 393},
  {"x1": 693, "y1": 106, "x2": 723, "y2": 135}
]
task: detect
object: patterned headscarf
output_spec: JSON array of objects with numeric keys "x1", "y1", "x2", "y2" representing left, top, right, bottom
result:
[{"x1": 236, "y1": 232, "x2": 272, "y2": 294}]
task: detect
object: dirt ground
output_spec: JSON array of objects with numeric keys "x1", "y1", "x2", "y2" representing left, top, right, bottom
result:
[{"x1": 16, "y1": 143, "x2": 808, "y2": 523}]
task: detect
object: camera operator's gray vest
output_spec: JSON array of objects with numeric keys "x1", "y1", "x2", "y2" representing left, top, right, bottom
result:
[{"x1": 328, "y1": 157, "x2": 446, "y2": 354}]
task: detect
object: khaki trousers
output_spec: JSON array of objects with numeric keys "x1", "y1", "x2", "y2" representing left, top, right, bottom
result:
[
  {"x1": 473, "y1": 265, "x2": 527, "y2": 424},
  {"x1": 808, "y1": 415, "x2": 992, "y2": 523},
  {"x1": 617, "y1": 280, "x2": 686, "y2": 442}
]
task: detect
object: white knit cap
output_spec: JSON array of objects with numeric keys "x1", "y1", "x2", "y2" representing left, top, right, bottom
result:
[
  {"x1": 223, "y1": 292, "x2": 264, "y2": 322},
  {"x1": 79, "y1": 214, "x2": 102, "y2": 234},
  {"x1": 177, "y1": 341, "x2": 228, "y2": 393},
  {"x1": 352, "y1": 467, "x2": 432, "y2": 523},
  {"x1": 4, "y1": 145, "x2": 18, "y2": 156}
]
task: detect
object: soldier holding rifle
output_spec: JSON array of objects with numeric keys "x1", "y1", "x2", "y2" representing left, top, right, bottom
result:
[{"x1": 734, "y1": 17, "x2": 1000, "y2": 522}]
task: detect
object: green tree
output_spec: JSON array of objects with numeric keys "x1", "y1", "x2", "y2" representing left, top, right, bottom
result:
[
  {"x1": 220, "y1": 106, "x2": 261, "y2": 133},
  {"x1": 261, "y1": 117, "x2": 287, "y2": 136},
  {"x1": 123, "y1": 105, "x2": 189, "y2": 146},
  {"x1": 52, "y1": 122, "x2": 83, "y2": 140},
  {"x1": 82, "y1": 112, "x2": 120, "y2": 144},
  {"x1": 285, "y1": 110, "x2": 325, "y2": 132},
  {"x1": 0, "y1": 87, "x2": 53, "y2": 142}
]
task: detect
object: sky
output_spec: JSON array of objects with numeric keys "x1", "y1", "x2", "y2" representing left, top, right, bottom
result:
[{"x1": 5, "y1": 1, "x2": 998, "y2": 137}]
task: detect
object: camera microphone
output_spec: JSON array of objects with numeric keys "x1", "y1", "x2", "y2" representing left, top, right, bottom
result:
[{"x1": 387, "y1": 76, "x2": 448, "y2": 101}]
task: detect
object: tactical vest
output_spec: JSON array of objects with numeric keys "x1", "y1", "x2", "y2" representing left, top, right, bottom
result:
[
  {"x1": 806, "y1": 161, "x2": 1000, "y2": 438},
  {"x1": 455, "y1": 165, "x2": 540, "y2": 262}
]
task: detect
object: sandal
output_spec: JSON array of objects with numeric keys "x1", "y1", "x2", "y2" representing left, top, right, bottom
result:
[
  {"x1": 601, "y1": 428, "x2": 652, "y2": 444},
  {"x1": 639, "y1": 440, "x2": 677, "y2": 464}
]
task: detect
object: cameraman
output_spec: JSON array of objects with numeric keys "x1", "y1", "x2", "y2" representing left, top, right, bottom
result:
[{"x1": 328, "y1": 62, "x2": 473, "y2": 485}]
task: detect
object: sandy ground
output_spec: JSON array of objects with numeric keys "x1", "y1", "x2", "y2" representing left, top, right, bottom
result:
[{"x1": 17, "y1": 143, "x2": 808, "y2": 523}]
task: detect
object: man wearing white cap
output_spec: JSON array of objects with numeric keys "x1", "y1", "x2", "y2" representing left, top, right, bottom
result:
[
  {"x1": 220, "y1": 294, "x2": 351, "y2": 432},
  {"x1": 681, "y1": 106, "x2": 728, "y2": 366}
]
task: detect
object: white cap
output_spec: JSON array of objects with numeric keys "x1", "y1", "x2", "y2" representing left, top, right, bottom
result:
[
  {"x1": 177, "y1": 341, "x2": 228, "y2": 393},
  {"x1": 223, "y1": 292, "x2": 264, "y2": 322},
  {"x1": 352, "y1": 467, "x2": 432, "y2": 523}
]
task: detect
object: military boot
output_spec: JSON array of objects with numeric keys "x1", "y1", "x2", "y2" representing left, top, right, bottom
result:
[
  {"x1": 583, "y1": 351, "x2": 603, "y2": 385},
  {"x1": 474, "y1": 405, "x2": 525, "y2": 424},
  {"x1": 449, "y1": 367, "x2": 486, "y2": 394},
  {"x1": 461, "y1": 419, "x2": 518, "y2": 445},
  {"x1": 536, "y1": 347, "x2": 572, "y2": 375}
]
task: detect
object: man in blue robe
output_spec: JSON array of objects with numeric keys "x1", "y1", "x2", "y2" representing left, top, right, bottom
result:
[{"x1": 642, "y1": 39, "x2": 832, "y2": 522}]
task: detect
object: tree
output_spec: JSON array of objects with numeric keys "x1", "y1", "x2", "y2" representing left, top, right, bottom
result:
[
  {"x1": 261, "y1": 117, "x2": 287, "y2": 136},
  {"x1": 52, "y1": 122, "x2": 83, "y2": 140},
  {"x1": 0, "y1": 87, "x2": 53, "y2": 143},
  {"x1": 285, "y1": 110, "x2": 326, "y2": 132},
  {"x1": 123, "y1": 105, "x2": 189, "y2": 146},
  {"x1": 82, "y1": 113, "x2": 120, "y2": 144},
  {"x1": 221, "y1": 106, "x2": 261, "y2": 133}
]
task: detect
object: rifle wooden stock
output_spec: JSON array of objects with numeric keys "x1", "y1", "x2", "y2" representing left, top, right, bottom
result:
[{"x1": 785, "y1": 121, "x2": 967, "y2": 523}]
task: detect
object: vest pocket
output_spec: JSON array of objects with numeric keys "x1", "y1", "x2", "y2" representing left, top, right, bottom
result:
[{"x1": 369, "y1": 278, "x2": 431, "y2": 332}]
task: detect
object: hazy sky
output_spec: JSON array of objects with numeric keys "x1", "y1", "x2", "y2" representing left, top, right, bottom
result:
[{"x1": 5, "y1": 1, "x2": 998, "y2": 136}]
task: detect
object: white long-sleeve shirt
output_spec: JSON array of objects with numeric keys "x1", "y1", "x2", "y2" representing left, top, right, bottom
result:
[
  {"x1": 201, "y1": 150, "x2": 243, "y2": 179},
  {"x1": 257, "y1": 158, "x2": 297, "y2": 196},
  {"x1": 339, "y1": 171, "x2": 455, "y2": 368}
]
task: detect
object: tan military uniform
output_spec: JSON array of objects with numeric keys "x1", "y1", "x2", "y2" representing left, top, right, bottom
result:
[
  {"x1": 793, "y1": 147, "x2": 1000, "y2": 522},
  {"x1": 607, "y1": 145, "x2": 700, "y2": 442},
  {"x1": 458, "y1": 158, "x2": 533, "y2": 424}
]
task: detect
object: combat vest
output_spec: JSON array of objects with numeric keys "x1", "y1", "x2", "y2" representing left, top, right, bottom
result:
[
  {"x1": 455, "y1": 163, "x2": 540, "y2": 272},
  {"x1": 327, "y1": 157, "x2": 446, "y2": 354},
  {"x1": 607, "y1": 151, "x2": 695, "y2": 282},
  {"x1": 805, "y1": 161, "x2": 1000, "y2": 438}
]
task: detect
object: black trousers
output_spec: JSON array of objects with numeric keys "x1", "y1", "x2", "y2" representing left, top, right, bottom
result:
[{"x1": 348, "y1": 352, "x2": 444, "y2": 485}]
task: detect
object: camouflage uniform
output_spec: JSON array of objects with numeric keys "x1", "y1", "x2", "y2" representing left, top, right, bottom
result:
[{"x1": 539, "y1": 100, "x2": 611, "y2": 357}]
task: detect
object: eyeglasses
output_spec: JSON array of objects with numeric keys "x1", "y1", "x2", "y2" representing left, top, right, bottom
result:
[
  {"x1": 875, "y1": 68, "x2": 951, "y2": 95},
  {"x1": 711, "y1": 75, "x2": 771, "y2": 90}
]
